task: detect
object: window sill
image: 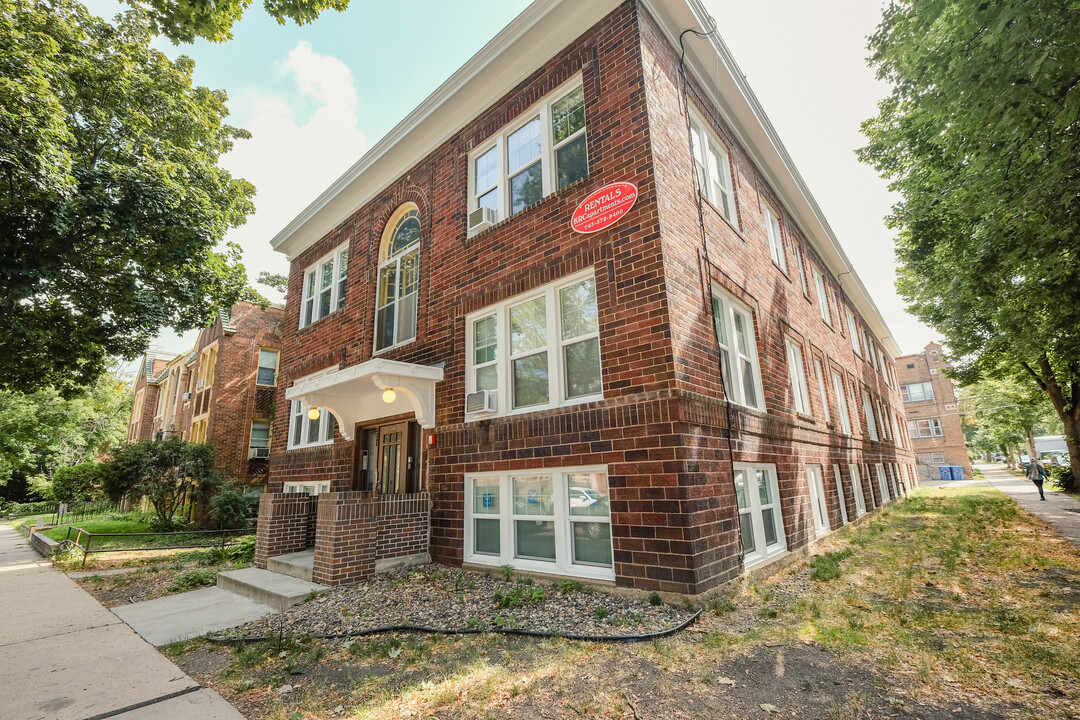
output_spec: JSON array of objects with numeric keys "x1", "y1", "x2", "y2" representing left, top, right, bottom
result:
[
  {"x1": 287, "y1": 440, "x2": 334, "y2": 451},
  {"x1": 464, "y1": 392, "x2": 604, "y2": 423},
  {"x1": 255, "y1": 383, "x2": 277, "y2": 389},
  {"x1": 373, "y1": 337, "x2": 417, "y2": 357}
]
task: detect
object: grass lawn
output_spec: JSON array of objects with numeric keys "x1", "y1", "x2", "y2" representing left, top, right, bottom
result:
[
  {"x1": 162, "y1": 485, "x2": 1080, "y2": 720},
  {"x1": 42, "y1": 518, "x2": 152, "y2": 542}
]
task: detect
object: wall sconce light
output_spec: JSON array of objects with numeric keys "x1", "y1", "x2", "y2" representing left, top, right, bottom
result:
[
  {"x1": 382, "y1": 387, "x2": 397, "y2": 404},
  {"x1": 307, "y1": 407, "x2": 321, "y2": 420}
]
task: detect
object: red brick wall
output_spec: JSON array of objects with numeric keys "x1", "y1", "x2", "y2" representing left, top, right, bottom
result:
[
  {"x1": 267, "y1": 1, "x2": 915, "y2": 594},
  {"x1": 895, "y1": 342, "x2": 972, "y2": 480},
  {"x1": 254, "y1": 493, "x2": 317, "y2": 567}
]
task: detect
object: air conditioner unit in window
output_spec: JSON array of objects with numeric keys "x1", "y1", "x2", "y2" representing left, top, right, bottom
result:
[
  {"x1": 181, "y1": 392, "x2": 191, "y2": 400},
  {"x1": 468, "y1": 206, "x2": 497, "y2": 233},
  {"x1": 197, "y1": 378, "x2": 205, "y2": 388},
  {"x1": 249, "y1": 447, "x2": 270, "y2": 460},
  {"x1": 465, "y1": 389, "x2": 497, "y2": 414}
]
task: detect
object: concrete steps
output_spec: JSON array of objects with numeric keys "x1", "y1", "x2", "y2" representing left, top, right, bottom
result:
[
  {"x1": 216, "y1": 567, "x2": 326, "y2": 612},
  {"x1": 267, "y1": 549, "x2": 315, "y2": 582}
]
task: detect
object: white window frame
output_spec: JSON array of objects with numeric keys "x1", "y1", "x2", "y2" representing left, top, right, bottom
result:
[
  {"x1": 256, "y1": 348, "x2": 279, "y2": 387},
  {"x1": 763, "y1": 203, "x2": 787, "y2": 272},
  {"x1": 832, "y1": 465, "x2": 849, "y2": 525},
  {"x1": 806, "y1": 464, "x2": 830, "y2": 535},
  {"x1": 875, "y1": 463, "x2": 891, "y2": 503},
  {"x1": 879, "y1": 349, "x2": 891, "y2": 385},
  {"x1": 792, "y1": 242, "x2": 809, "y2": 295},
  {"x1": 464, "y1": 270, "x2": 602, "y2": 418},
  {"x1": 689, "y1": 110, "x2": 737, "y2": 225},
  {"x1": 845, "y1": 308, "x2": 860, "y2": 356},
  {"x1": 877, "y1": 400, "x2": 892, "y2": 441},
  {"x1": 813, "y1": 267, "x2": 831, "y2": 326},
  {"x1": 463, "y1": 467, "x2": 614, "y2": 581},
  {"x1": 848, "y1": 463, "x2": 867, "y2": 516},
  {"x1": 467, "y1": 76, "x2": 587, "y2": 229},
  {"x1": 901, "y1": 382, "x2": 935, "y2": 402},
  {"x1": 711, "y1": 286, "x2": 766, "y2": 411},
  {"x1": 286, "y1": 367, "x2": 339, "y2": 450},
  {"x1": 814, "y1": 358, "x2": 831, "y2": 423},
  {"x1": 733, "y1": 463, "x2": 787, "y2": 568},
  {"x1": 283, "y1": 481, "x2": 331, "y2": 496},
  {"x1": 908, "y1": 417, "x2": 944, "y2": 438},
  {"x1": 888, "y1": 463, "x2": 901, "y2": 498},
  {"x1": 785, "y1": 339, "x2": 811, "y2": 415},
  {"x1": 831, "y1": 370, "x2": 852, "y2": 434},
  {"x1": 861, "y1": 390, "x2": 879, "y2": 441},
  {"x1": 300, "y1": 243, "x2": 349, "y2": 329},
  {"x1": 374, "y1": 206, "x2": 421, "y2": 353}
]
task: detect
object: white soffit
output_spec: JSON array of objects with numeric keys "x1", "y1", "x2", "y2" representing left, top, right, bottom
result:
[{"x1": 284, "y1": 359, "x2": 444, "y2": 437}]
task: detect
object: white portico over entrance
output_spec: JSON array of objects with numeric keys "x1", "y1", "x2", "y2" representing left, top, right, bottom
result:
[{"x1": 284, "y1": 358, "x2": 444, "y2": 440}]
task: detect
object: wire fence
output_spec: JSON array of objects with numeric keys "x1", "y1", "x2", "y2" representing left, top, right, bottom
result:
[{"x1": 61, "y1": 525, "x2": 255, "y2": 567}]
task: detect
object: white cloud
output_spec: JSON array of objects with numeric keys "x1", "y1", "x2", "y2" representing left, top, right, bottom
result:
[{"x1": 221, "y1": 41, "x2": 367, "y2": 301}]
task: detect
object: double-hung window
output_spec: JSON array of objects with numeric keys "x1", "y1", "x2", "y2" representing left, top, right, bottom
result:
[
  {"x1": 848, "y1": 463, "x2": 867, "y2": 516},
  {"x1": 813, "y1": 268, "x2": 831, "y2": 325},
  {"x1": 831, "y1": 370, "x2": 851, "y2": 434},
  {"x1": 806, "y1": 464, "x2": 830, "y2": 535},
  {"x1": 784, "y1": 339, "x2": 810, "y2": 415},
  {"x1": 301, "y1": 244, "x2": 349, "y2": 328},
  {"x1": 845, "y1": 308, "x2": 860, "y2": 356},
  {"x1": 469, "y1": 80, "x2": 588, "y2": 226},
  {"x1": 792, "y1": 243, "x2": 809, "y2": 295},
  {"x1": 900, "y1": 382, "x2": 935, "y2": 402},
  {"x1": 875, "y1": 463, "x2": 891, "y2": 503},
  {"x1": 256, "y1": 349, "x2": 279, "y2": 386},
  {"x1": 464, "y1": 467, "x2": 613, "y2": 581},
  {"x1": 733, "y1": 463, "x2": 787, "y2": 567},
  {"x1": 862, "y1": 390, "x2": 879, "y2": 441},
  {"x1": 287, "y1": 369, "x2": 338, "y2": 449},
  {"x1": 832, "y1": 465, "x2": 849, "y2": 524},
  {"x1": 814, "y1": 358, "x2": 831, "y2": 422},
  {"x1": 249, "y1": 420, "x2": 270, "y2": 457},
  {"x1": 712, "y1": 288, "x2": 765, "y2": 410},
  {"x1": 763, "y1": 203, "x2": 786, "y2": 272},
  {"x1": 375, "y1": 205, "x2": 421, "y2": 352},
  {"x1": 465, "y1": 271, "x2": 602, "y2": 416},
  {"x1": 689, "y1": 112, "x2": 737, "y2": 224},
  {"x1": 908, "y1": 417, "x2": 944, "y2": 438}
]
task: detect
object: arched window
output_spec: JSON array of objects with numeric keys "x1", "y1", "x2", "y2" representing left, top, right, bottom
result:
[{"x1": 375, "y1": 204, "x2": 421, "y2": 351}]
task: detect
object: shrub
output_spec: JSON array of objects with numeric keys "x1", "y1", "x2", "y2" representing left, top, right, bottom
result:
[
  {"x1": 1047, "y1": 466, "x2": 1075, "y2": 492},
  {"x1": 208, "y1": 482, "x2": 259, "y2": 529},
  {"x1": 52, "y1": 463, "x2": 105, "y2": 504},
  {"x1": 648, "y1": 591, "x2": 662, "y2": 606},
  {"x1": 170, "y1": 568, "x2": 218, "y2": 592}
]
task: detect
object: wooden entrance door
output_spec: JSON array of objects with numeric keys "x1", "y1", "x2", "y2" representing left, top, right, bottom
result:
[{"x1": 355, "y1": 421, "x2": 419, "y2": 494}]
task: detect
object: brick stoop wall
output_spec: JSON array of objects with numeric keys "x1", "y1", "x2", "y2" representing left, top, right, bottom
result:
[
  {"x1": 311, "y1": 492, "x2": 430, "y2": 586},
  {"x1": 254, "y1": 494, "x2": 317, "y2": 568}
]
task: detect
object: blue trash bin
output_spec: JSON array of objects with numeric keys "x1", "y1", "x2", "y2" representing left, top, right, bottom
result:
[
  {"x1": 951, "y1": 466, "x2": 965, "y2": 481},
  {"x1": 939, "y1": 466, "x2": 951, "y2": 482}
]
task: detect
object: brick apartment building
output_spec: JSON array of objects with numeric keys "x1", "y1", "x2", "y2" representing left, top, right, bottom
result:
[
  {"x1": 255, "y1": 0, "x2": 917, "y2": 594},
  {"x1": 125, "y1": 302, "x2": 284, "y2": 490},
  {"x1": 894, "y1": 342, "x2": 972, "y2": 482}
]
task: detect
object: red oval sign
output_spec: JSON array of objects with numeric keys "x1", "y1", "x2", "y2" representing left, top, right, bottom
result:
[{"x1": 570, "y1": 182, "x2": 638, "y2": 234}]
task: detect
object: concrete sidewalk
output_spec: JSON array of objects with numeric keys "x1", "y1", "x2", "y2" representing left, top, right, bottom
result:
[
  {"x1": 0, "y1": 523, "x2": 245, "y2": 720},
  {"x1": 973, "y1": 463, "x2": 1080, "y2": 550}
]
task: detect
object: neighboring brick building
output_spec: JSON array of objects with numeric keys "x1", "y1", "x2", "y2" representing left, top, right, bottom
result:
[
  {"x1": 125, "y1": 302, "x2": 284, "y2": 489},
  {"x1": 894, "y1": 342, "x2": 972, "y2": 482},
  {"x1": 256, "y1": 0, "x2": 917, "y2": 594}
]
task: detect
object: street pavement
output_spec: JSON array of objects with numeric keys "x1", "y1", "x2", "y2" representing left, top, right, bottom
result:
[
  {"x1": 0, "y1": 522, "x2": 245, "y2": 720},
  {"x1": 972, "y1": 462, "x2": 1080, "y2": 550}
]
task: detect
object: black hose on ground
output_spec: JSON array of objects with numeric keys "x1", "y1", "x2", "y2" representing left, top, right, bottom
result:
[{"x1": 206, "y1": 609, "x2": 701, "y2": 645}]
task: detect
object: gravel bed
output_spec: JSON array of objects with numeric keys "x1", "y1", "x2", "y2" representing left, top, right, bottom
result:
[{"x1": 215, "y1": 564, "x2": 697, "y2": 640}]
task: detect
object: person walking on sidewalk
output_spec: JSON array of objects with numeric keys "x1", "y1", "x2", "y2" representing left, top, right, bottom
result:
[{"x1": 1027, "y1": 458, "x2": 1049, "y2": 500}]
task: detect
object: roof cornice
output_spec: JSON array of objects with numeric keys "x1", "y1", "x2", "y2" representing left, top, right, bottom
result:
[{"x1": 270, "y1": 0, "x2": 620, "y2": 261}]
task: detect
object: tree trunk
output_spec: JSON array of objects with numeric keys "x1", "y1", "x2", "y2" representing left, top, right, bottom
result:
[
  {"x1": 1021, "y1": 356, "x2": 1080, "y2": 489},
  {"x1": 1026, "y1": 426, "x2": 1037, "y2": 461},
  {"x1": 1062, "y1": 415, "x2": 1080, "y2": 491}
]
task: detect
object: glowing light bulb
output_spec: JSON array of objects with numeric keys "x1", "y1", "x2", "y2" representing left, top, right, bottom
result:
[
  {"x1": 382, "y1": 388, "x2": 396, "y2": 403},
  {"x1": 307, "y1": 407, "x2": 321, "y2": 420}
]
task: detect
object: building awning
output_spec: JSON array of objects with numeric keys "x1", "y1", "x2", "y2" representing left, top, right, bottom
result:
[{"x1": 284, "y1": 359, "x2": 444, "y2": 439}]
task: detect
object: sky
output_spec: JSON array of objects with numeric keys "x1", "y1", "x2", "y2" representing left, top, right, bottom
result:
[{"x1": 88, "y1": 0, "x2": 936, "y2": 368}]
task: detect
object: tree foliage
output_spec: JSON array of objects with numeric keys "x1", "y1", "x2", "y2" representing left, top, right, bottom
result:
[
  {"x1": 52, "y1": 462, "x2": 106, "y2": 503},
  {"x1": 860, "y1": 0, "x2": 1080, "y2": 480},
  {"x1": 0, "y1": 0, "x2": 258, "y2": 395},
  {"x1": 126, "y1": 0, "x2": 349, "y2": 43},
  {"x1": 0, "y1": 369, "x2": 130, "y2": 501},
  {"x1": 960, "y1": 374, "x2": 1060, "y2": 462},
  {"x1": 103, "y1": 437, "x2": 219, "y2": 525}
]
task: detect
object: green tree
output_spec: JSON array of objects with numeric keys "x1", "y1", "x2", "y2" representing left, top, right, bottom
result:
[
  {"x1": 0, "y1": 368, "x2": 131, "y2": 501},
  {"x1": 256, "y1": 271, "x2": 289, "y2": 298},
  {"x1": 52, "y1": 462, "x2": 106, "y2": 503},
  {"x1": 859, "y1": 0, "x2": 1080, "y2": 483},
  {"x1": 103, "y1": 437, "x2": 219, "y2": 526},
  {"x1": 126, "y1": 0, "x2": 349, "y2": 43},
  {"x1": 0, "y1": 0, "x2": 259, "y2": 396},
  {"x1": 960, "y1": 375, "x2": 1061, "y2": 466}
]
